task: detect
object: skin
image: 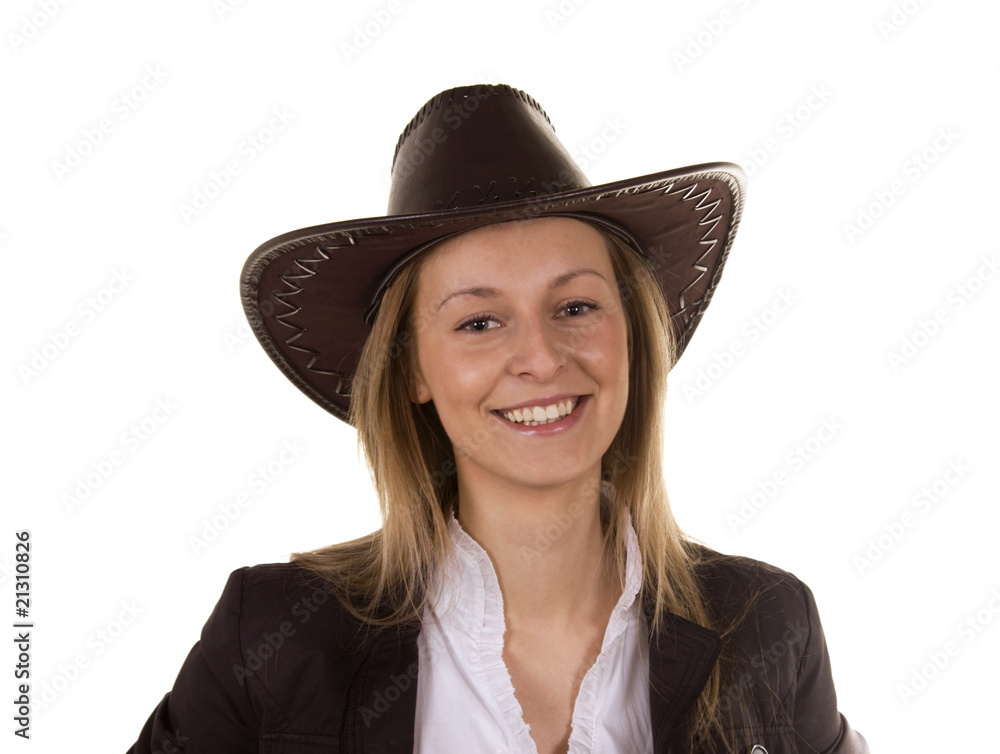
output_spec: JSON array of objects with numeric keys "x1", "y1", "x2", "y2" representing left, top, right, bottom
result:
[{"x1": 409, "y1": 217, "x2": 631, "y2": 753}]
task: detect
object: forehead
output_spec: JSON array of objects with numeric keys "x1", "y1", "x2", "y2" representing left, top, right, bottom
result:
[{"x1": 414, "y1": 217, "x2": 613, "y2": 294}]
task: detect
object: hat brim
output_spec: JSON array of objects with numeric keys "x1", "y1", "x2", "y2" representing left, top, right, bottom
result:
[{"x1": 241, "y1": 162, "x2": 746, "y2": 423}]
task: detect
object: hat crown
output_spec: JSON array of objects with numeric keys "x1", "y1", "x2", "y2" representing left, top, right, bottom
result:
[{"x1": 387, "y1": 84, "x2": 591, "y2": 215}]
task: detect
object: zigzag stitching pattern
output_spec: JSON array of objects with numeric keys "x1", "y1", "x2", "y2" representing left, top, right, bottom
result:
[
  {"x1": 271, "y1": 245, "x2": 342, "y2": 375},
  {"x1": 660, "y1": 182, "x2": 725, "y2": 324}
]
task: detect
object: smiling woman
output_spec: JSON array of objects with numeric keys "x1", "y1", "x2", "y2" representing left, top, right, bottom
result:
[
  {"x1": 409, "y1": 218, "x2": 630, "y2": 496},
  {"x1": 129, "y1": 85, "x2": 869, "y2": 753}
]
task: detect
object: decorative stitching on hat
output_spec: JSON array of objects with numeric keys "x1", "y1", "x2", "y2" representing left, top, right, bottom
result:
[
  {"x1": 272, "y1": 248, "x2": 331, "y2": 323},
  {"x1": 509, "y1": 176, "x2": 538, "y2": 198},
  {"x1": 473, "y1": 181, "x2": 500, "y2": 204},
  {"x1": 661, "y1": 182, "x2": 725, "y2": 326},
  {"x1": 255, "y1": 173, "x2": 737, "y2": 404},
  {"x1": 434, "y1": 191, "x2": 461, "y2": 210},
  {"x1": 330, "y1": 371, "x2": 352, "y2": 397},
  {"x1": 433, "y1": 173, "x2": 577, "y2": 211},
  {"x1": 270, "y1": 245, "x2": 342, "y2": 376}
]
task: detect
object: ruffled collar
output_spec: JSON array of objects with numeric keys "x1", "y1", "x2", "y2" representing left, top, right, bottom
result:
[{"x1": 422, "y1": 509, "x2": 644, "y2": 747}]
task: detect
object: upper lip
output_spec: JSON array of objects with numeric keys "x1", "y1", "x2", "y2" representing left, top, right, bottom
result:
[{"x1": 493, "y1": 394, "x2": 583, "y2": 412}]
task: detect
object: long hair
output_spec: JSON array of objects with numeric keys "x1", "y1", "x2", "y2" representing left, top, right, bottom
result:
[{"x1": 292, "y1": 222, "x2": 747, "y2": 749}]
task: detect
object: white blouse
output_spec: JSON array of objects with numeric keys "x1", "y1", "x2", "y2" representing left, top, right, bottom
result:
[{"x1": 414, "y1": 513, "x2": 653, "y2": 753}]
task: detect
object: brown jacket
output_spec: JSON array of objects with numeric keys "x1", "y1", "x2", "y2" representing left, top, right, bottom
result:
[{"x1": 129, "y1": 552, "x2": 868, "y2": 753}]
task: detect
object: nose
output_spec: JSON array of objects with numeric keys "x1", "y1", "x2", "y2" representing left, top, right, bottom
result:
[{"x1": 506, "y1": 314, "x2": 567, "y2": 381}]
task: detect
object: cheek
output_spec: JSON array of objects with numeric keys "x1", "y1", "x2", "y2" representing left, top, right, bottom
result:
[
  {"x1": 417, "y1": 354, "x2": 496, "y2": 456},
  {"x1": 595, "y1": 320, "x2": 631, "y2": 413},
  {"x1": 415, "y1": 339, "x2": 491, "y2": 409},
  {"x1": 585, "y1": 318, "x2": 629, "y2": 375}
]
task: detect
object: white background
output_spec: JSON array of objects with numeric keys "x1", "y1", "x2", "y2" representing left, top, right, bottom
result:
[{"x1": 3, "y1": 0, "x2": 998, "y2": 750}]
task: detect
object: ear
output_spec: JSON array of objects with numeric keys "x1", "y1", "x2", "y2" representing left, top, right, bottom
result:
[{"x1": 408, "y1": 363, "x2": 432, "y2": 404}]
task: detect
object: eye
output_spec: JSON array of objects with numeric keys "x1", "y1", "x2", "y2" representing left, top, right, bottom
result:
[
  {"x1": 456, "y1": 313, "x2": 501, "y2": 333},
  {"x1": 557, "y1": 299, "x2": 599, "y2": 318}
]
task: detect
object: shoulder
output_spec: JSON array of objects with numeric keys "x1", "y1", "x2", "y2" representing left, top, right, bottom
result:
[
  {"x1": 225, "y1": 560, "x2": 334, "y2": 606},
  {"x1": 688, "y1": 546, "x2": 856, "y2": 750},
  {"x1": 203, "y1": 562, "x2": 395, "y2": 738},
  {"x1": 209, "y1": 561, "x2": 332, "y2": 623},
  {"x1": 129, "y1": 563, "x2": 400, "y2": 751},
  {"x1": 211, "y1": 561, "x2": 367, "y2": 658},
  {"x1": 690, "y1": 545, "x2": 817, "y2": 632}
]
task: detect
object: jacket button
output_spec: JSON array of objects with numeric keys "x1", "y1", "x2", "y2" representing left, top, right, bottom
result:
[{"x1": 749, "y1": 747, "x2": 768, "y2": 754}]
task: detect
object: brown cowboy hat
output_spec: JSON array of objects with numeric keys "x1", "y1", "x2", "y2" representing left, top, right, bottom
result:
[{"x1": 241, "y1": 84, "x2": 747, "y2": 424}]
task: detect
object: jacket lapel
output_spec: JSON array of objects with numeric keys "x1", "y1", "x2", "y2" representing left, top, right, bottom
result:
[
  {"x1": 340, "y1": 621, "x2": 421, "y2": 753},
  {"x1": 343, "y1": 605, "x2": 720, "y2": 752},
  {"x1": 645, "y1": 604, "x2": 722, "y2": 751}
]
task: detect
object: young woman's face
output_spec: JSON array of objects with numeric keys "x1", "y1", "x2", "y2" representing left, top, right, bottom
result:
[{"x1": 409, "y1": 216, "x2": 630, "y2": 497}]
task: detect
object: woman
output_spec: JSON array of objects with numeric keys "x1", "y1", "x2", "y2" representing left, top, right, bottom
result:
[{"x1": 130, "y1": 85, "x2": 868, "y2": 753}]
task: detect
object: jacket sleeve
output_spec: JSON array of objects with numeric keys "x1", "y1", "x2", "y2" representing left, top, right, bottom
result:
[
  {"x1": 793, "y1": 581, "x2": 869, "y2": 754},
  {"x1": 127, "y1": 568, "x2": 261, "y2": 753}
]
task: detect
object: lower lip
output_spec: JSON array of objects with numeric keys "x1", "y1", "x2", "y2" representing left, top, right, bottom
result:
[{"x1": 492, "y1": 396, "x2": 589, "y2": 437}]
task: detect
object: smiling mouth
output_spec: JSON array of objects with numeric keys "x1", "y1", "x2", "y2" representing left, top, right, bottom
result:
[{"x1": 494, "y1": 397, "x2": 582, "y2": 427}]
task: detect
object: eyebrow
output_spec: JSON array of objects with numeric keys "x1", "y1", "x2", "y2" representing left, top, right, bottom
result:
[{"x1": 434, "y1": 267, "x2": 608, "y2": 312}]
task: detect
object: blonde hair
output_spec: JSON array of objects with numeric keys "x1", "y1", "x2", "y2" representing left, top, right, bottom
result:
[{"x1": 292, "y1": 222, "x2": 747, "y2": 749}]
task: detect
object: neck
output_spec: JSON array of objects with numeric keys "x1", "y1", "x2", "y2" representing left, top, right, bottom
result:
[{"x1": 455, "y1": 471, "x2": 621, "y2": 628}]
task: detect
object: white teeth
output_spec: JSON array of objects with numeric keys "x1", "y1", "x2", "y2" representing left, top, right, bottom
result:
[{"x1": 500, "y1": 398, "x2": 579, "y2": 426}]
